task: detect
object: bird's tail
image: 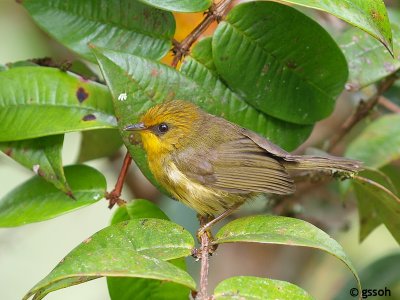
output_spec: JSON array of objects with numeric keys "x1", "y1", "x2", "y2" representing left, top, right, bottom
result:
[{"x1": 283, "y1": 155, "x2": 363, "y2": 174}]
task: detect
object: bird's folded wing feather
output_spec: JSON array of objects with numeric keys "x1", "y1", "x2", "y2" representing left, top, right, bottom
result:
[{"x1": 173, "y1": 137, "x2": 295, "y2": 195}]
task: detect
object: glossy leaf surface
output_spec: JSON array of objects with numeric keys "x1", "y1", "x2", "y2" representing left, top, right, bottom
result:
[
  {"x1": 108, "y1": 200, "x2": 190, "y2": 300},
  {"x1": 23, "y1": 0, "x2": 175, "y2": 62},
  {"x1": 24, "y1": 218, "x2": 195, "y2": 300},
  {"x1": 0, "y1": 165, "x2": 106, "y2": 227},
  {"x1": 277, "y1": 0, "x2": 393, "y2": 53},
  {"x1": 0, "y1": 67, "x2": 116, "y2": 142},
  {"x1": 213, "y1": 2, "x2": 348, "y2": 124},
  {"x1": 214, "y1": 276, "x2": 313, "y2": 300},
  {"x1": 339, "y1": 24, "x2": 400, "y2": 90},
  {"x1": 214, "y1": 215, "x2": 360, "y2": 290},
  {"x1": 0, "y1": 135, "x2": 70, "y2": 193},
  {"x1": 111, "y1": 199, "x2": 169, "y2": 224}
]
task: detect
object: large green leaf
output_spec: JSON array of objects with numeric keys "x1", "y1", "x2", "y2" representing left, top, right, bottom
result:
[
  {"x1": 108, "y1": 200, "x2": 190, "y2": 300},
  {"x1": 77, "y1": 129, "x2": 123, "y2": 162},
  {"x1": 0, "y1": 165, "x2": 106, "y2": 227},
  {"x1": 22, "y1": 0, "x2": 175, "y2": 62},
  {"x1": 24, "y1": 218, "x2": 195, "y2": 300},
  {"x1": 138, "y1": 0, "x2": 211, "y2": 12},
  {"x1": 345, "y1": 114, "x2": 400, "y2": 169},
  {"x1": 212, "y1": 1, "x2": 348, "y2": 124},
  {"x1": 0, "y1": 67, "x2": 116, "y2": 142},
  {"x1": 0, "y1": 135, "x2": 70, "y2": 194},
  {"x1": 277, "y1": 0, "x2": 393, "y2": 54},
  {"x1": 213, "y1": 276, "x2": 313, "y2": 300},
  {"x1": 214, "y1": 215, "x2": 360, "y2": 291},
  {"x1": 111, "y1": 199, "x2": 169, "y2": 224},
  {"x1": 353, "y1": 175, "x2": 400, "y2": 244},
  {"x1": 338, "y1": 24, "x2": 400, "y2": 90},
  {"x1": 181, "y1": 37, "x2": 313, "y2": 151},
  {"x1": 334, "y1": 253, "x2": 400, "y2": 300},
  {"x1": 108, "y1": 259, "x2": 190, "y2": 300}
]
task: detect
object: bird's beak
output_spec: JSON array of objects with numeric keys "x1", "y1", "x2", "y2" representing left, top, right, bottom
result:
[{"x1": 124, "y1": 122, "x2": 147, "y2": 131}]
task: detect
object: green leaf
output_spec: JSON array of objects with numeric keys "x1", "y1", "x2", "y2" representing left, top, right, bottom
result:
[
  {"x1": 278, "y1": 0, "x2": 393, "y2": 54},
  {"x1": 111, "y1": 199, "x2": 169, "y2": 224},
  {"x1": 0, "y1": 135, "x2": 71, "y2": 193},
  {"x1": 0, "y1": 67, "x2": 116, "y2": 142},
  {"x1": 353, "y1": 175, "x2": 400, "y2": 244},
  {"x1": 345, "y1": 114, "x2": 400, "y2": 169},
  {"x1": 181, "y1": 37, "x2": 313, "y2": 151},
  {"x1": 381, "y1": 165, "x2": 400, "y2": 192},
  {"x1": 338, "y1": 24, "x2": 400, "y2": 90},
  {"x1": 214, "y1": 215, "x2": 360, "y2": 291},
  {"x1": 213, "y1": 276, "x2": 313, "y2": 300},
  {"x1": 212, "y1": 1, "x2": 348, "y2": 124},
  {"x1": 108, "y1": 259, "x2": 190, "y2": 300},
  {"x1": 22, "y1": 0, "x2": 175, "y2": 62},
  {"x1": 0, "y1": 165, "x2": 106, "y2": 227},
  {"x1": 334, "y1": 253, "x2": 400, "y2": 300},
  {"x1": 138, "y1": 0, "x2": 211, "y2": 12},
  {"x1": 108, "y1": 201, "x2": 190, "y2": 300},
  {"x1": 77, "y1": 129, "x2": 123, "y2": 162},
  {"x1": 352, "y1": 169, "x2": 397, "y2": 242},
  {"x1": 24, "y1": 218, "x2": 196, "y2": 300}
]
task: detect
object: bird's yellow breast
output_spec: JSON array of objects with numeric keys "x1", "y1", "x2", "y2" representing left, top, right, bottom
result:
[{"x1": 148, "y1": 155, "x2": 245, "y2": 215}]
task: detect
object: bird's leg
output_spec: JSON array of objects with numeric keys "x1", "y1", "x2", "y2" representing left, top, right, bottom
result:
[{"x1": 196, "y1": 202, "x2": 242, "y2": 240}]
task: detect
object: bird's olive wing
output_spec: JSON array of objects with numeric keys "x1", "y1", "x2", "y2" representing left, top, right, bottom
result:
[
  {"x1": 240, "y1": 128, "x2": 292, "y2": 159},
  {"x1": 173, "y1": 138, "x2": 295, "y2": 195}
]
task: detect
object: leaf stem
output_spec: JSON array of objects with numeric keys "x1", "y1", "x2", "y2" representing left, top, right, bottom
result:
[
  {"x1": 171, "y1": 0, "x2": 233, "y2": 68},
  {"x1": 327, "y1": 74, "x2": 398, "y2": 152}
]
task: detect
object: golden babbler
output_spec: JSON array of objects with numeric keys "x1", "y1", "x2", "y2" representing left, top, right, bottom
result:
[{"x1": 125, "y1": 100, "x2": 361, "y2": 216}]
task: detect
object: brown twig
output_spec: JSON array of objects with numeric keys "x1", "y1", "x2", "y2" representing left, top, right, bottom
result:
[
  {"x1": 327, "y1": 75, "x2": 398, "y2": 152},
  {"x1": 171, "y1": 0, "x2": 232, "y2": 68},
  {"x1": 378, "y1": 95, "x2": 400, "y2": 113},
  {"x1": 197, "y1": 216, "x2": 212, "y2": 300},
  {"x1": 105, "y1": 152, "x2": 132, "y2": 208}
]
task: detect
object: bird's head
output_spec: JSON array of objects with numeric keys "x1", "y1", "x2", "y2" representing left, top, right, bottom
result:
[{"x1": 124, "y1": 100, "x2": 203, "y2": 156}]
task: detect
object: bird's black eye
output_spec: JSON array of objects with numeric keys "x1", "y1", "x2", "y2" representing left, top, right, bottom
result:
[{"x1": 158, "y1": 123, "x2": 169, "y2": 133}]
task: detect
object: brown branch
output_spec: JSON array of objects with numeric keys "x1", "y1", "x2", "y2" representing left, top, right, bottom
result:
[
  {"x1": 327, "y1": 75, "x2": 398, "y2": 152},
  {"x1": 197, "y1": 216, "x2": 212, "y2": 300},
  {"x1": 106, "y1": 152, "x2": 132, "y2": 208},
  {"x1": 379, "y1": 95, "x2": 400, "y2": 113},
  {"x1": 171, "y1": 0, "x2": 232, "y2": 68}
]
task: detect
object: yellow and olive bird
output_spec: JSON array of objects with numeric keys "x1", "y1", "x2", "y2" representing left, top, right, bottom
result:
[{"x1": 124, "y1": 100, "x2": 361, "y2": 216}]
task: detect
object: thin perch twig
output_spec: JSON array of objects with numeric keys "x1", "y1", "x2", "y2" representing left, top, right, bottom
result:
[
  {"x1": 171, "y1": 0, "x2": 232, "y2": 68},
  {"x1": 106, "y1": 152, "x2": 132, "y2": 208},
  {"x1": 327, "y1": 75, "x2": 398, "y2": 152},
  {"x1": 378, "y1": 95, "x2": 400, "y2": 113},
  {"x1": 197, "y1": 216, "x2": 211, "y2": 300}
]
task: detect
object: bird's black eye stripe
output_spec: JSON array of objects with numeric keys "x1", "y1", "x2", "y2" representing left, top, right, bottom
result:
[{"x1": 157, "y1": 123, "x2": 169, "y2": 134}]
